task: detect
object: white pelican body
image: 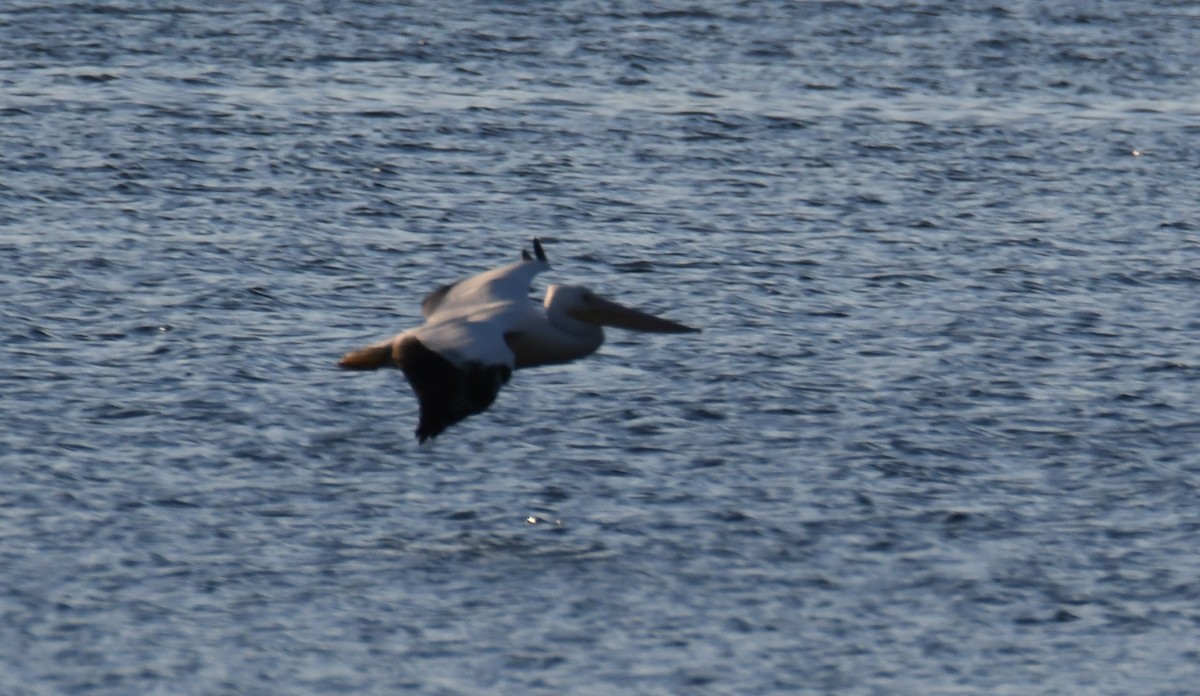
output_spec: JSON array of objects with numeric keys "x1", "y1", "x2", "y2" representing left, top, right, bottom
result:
[{"x1": 339, "y1": 239, "x2": 697, "y2": 442}]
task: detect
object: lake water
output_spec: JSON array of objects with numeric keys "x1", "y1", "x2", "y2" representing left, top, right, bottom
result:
[{"x1": 3, "y1": 1, "x2": 1200, "y2": 693}]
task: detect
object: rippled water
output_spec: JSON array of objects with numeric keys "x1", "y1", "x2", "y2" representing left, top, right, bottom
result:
[{"x1": 4, "y1": 2, "x2": 1200, "y2": 693}]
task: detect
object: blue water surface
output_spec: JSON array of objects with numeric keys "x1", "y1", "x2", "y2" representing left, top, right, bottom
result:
[{"x1": 3, "y1": 2, "x2": 1200, "y2": 694}]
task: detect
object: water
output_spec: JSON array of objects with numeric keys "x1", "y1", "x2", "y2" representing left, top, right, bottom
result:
[{"x1": 3, "y1": 1, "x2": 1200, "y2": 693}]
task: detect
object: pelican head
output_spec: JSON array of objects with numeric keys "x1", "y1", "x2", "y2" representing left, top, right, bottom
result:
[{"x1": 545, "y1": 284, "x2": 698, "y2": 334}]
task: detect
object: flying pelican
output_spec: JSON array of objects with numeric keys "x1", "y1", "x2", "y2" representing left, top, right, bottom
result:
[{"x1": 338, "y1": 238, "x2": 699, "y2": 442}]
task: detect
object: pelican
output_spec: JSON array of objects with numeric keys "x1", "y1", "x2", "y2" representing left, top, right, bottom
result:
[{"x1": 338, "y1": 238, "x2": 699, "y2": 442}]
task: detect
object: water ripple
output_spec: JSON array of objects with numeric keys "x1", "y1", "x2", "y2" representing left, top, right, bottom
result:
[{"x1": 3, "y1": 0, "x2": 1200, "y2": 694}]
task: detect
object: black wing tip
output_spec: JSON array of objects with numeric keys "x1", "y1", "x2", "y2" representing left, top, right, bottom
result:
[
  {"x1": 520, "y1": 238, "x2": 547, "y2": 264},
  {"x1": 396, "y1": 336, "x2": 512, "y2": 445},
  {"x1": 415, "y1": 425, "x2": 441, "y2": 443}
]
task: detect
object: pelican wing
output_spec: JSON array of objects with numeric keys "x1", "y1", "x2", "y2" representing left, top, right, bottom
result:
[
  {"x1": 411, "y1": 302, "x2": 521, "y2": 367},
  {"x1": 400, "y1": 299, "x2": 542, "y2": 441},
  {"x1": 342, "y1": 241, "x2": 552, "y2": 442},
  {"x1": 421, "y1": 255, "x2": 549, "y2": 319},
  {"x1": 404, "y1": 238, "x2": 551, "y2": 440},
  {"x1": 420, "y1": 282, "x2": 455, "y2": 317}
]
